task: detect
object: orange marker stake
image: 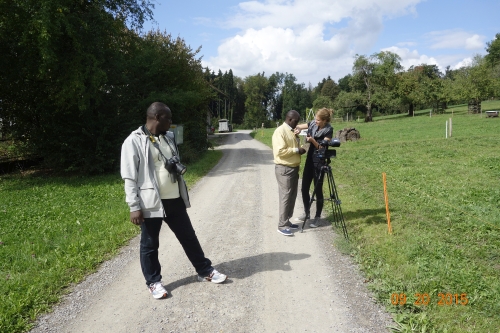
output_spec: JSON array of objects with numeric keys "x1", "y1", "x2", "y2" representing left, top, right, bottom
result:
[{"x1": 382, "y1": 172, "x2": 392, "y2": 234}]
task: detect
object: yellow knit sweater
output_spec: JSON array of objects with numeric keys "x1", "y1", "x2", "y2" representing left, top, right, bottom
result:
[{"x1": 272, "y1": 123, "x2": 301, "y2": 167}]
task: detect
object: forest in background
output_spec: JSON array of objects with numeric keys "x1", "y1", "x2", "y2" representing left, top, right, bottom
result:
[{"x1": 1, "y1": 1, "x2": 499, "y2": 173}]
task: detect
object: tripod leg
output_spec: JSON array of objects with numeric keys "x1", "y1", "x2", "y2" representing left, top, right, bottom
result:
[
  {"x1": 327, "y1": 170, "x2": 349, "y2": 240},
  {"x1": 325, "y1": 169, "x2": 339, "y2": 227}
]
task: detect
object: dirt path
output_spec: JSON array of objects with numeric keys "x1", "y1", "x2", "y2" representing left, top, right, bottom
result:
[{"x1": 30, "y1": 130, "x2": 393, "y2": 333}]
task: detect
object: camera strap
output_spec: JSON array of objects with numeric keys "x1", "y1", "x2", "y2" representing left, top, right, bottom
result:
[{"x1": 142, "y1": 125, "x2": 178, "y2": 183}]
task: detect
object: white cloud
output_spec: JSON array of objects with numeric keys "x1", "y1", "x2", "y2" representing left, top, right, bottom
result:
[
  {"x1": 204, "y1": 0, "x2": 424, "y2": 83},
  {"x1": 427, "y1": 29, "x2": 486, "y2": 50},
  {"x1": 228, "y1": 0, "x2": 421, "y2": 30},
  {"x1": 397, "y1": 41, "x2": 417, "y2": 47},
  {"x1": 380, "y1": 47, "x2": 480, "y2": 73},
  {"x1": 203, "y1": 25, "x2": 354, "y2": 84},
  {"x1": 381, "y1": 46, "x2": 439, "y2": 70},
  {"x1": 453, "y1": 57, "x2": 472, "y2": 69},
  {"x1": 464, "y1": 35, "x2": 484, "y2": 50}
]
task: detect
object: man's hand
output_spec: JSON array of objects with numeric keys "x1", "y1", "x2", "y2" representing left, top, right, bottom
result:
[
  {"x1": 299, "y1": 147, "x2": 306, "y2": 155},
  {"x1": 130, "y1": 210, "x2": 144, "y2": 225}
]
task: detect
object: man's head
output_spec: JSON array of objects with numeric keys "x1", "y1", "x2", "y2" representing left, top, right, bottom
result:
[
  {"x1": 146, "y1": 102, "x2": 172, "y2": 135},
  {"x1": 284, "y1": 110, "x2": 300, "y2": 129}
]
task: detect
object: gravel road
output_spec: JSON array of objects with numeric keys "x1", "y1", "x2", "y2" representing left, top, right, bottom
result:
[{"x1": 30, "y1": 130, "x2": 394, "y2": 333}]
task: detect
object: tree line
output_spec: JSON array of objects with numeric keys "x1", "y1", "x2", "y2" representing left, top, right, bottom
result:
[
  {"x1": 1, "y1": 0, "x2": 499, "y2": 173},
  {"x1": 209, "y1": 33, "x2": 500, "y2": 127},
  {"x1": 0, "y1": 0, "x2": 215, "y2": 173}
]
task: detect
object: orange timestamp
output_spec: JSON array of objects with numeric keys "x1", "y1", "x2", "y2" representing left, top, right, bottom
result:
[{"x1": 391, "y1": 293, "x2": 469, "y2": 306}]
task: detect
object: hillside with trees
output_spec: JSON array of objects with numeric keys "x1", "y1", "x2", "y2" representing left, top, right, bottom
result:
[{"x1": 1, "y1": 1, "x2": 499, "y2": 173}]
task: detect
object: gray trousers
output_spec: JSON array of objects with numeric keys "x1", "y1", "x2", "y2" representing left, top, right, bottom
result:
[{"x1": 275, "y1": 164, "x2": 299, "y2": 229}]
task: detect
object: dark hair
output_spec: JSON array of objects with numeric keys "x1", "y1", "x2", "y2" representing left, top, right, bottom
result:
[{"x1": 147, "y1": 102, "x2": 169, "y2": 119}]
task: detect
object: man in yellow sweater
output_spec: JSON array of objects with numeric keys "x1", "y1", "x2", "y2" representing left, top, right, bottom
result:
[{"x1": 272, "y1": 110, "x2": 306, "y2": 236}]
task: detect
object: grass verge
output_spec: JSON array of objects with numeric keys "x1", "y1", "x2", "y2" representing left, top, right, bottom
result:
[
  {"x1": 0, "y1": 149, "x2": 223, "y2": 333},
  {"x1": 253, "y1": 101, "x2": 500, "y2": 332}
]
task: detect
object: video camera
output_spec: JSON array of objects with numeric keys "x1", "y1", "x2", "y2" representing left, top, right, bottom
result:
[{"x1": 314, "y1": 138, "x2": 341, "y2": 160}]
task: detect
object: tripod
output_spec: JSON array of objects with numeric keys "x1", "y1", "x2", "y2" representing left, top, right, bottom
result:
[{"x1": 300, "y1": 155, "x2": 349, "y2": 240}]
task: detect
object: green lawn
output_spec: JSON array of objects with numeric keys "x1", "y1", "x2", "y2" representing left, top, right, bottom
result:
[
  {"x1": 2, "y1": 100, "x2": 498, "y2": 332},
  {"x1": 0, "y1": 149, "x2": 222, "y2": 333},
  {"x1": 254, "y1": 100, "x2": 500, "y2": 332}
]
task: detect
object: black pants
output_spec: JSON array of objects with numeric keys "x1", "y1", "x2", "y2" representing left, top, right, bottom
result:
[
  {"x1": 301, "y1": 158, "x2": 324, "y2": 218},
  {"x1": 140, "y1": 197, "x2": 213, "y2": 285}
]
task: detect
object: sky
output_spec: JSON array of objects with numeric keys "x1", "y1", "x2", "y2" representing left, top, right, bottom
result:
[{"x1": 141, "y1": 0, "x2": 500, "y2": 86}]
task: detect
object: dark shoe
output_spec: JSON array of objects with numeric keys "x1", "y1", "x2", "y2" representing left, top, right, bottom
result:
[
  {"x1": 277, "y1": 228, "x2": 293, "y2": 236},
  {"x1": 289, "y1": 223, "x2": 299, "y2": 229}
]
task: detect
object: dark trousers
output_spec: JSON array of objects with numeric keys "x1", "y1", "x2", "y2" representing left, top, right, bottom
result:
[
  {"x1": 140, "y1": 197, "x2": 213, "y2": 285},
  {"x1": 301, "y1": 158, "x2": 324, "y2": 218}
]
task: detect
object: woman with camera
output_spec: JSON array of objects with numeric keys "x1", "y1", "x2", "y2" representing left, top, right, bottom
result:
[{"x1": 294, "y1": 108, "x2": 334, "y2": 228}]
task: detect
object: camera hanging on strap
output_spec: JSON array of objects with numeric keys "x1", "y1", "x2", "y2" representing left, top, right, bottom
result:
[{"x1": 142, "y1": 125, "x2": 187, "y2": 181}]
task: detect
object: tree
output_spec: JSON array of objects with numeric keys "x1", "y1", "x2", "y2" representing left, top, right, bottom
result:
[
  {"x1": 395, "y1": 67, "x2": 427, "y2": 116},
  {"x1": 314, "y1": 77, "x2": 329, "y2": 96},
  {"x1": 225, "y1": 69, "x2": 236, "y2": 123},
  {"x1": 485, "y1": 33, "x2": 500, "y2": 67},
  {"x1": 350, "y1": 51, "x2": 402, "y2": 121},
  {"x1": 281, "y1": 73, "x2": 299, "y2": 116},
  {"x1": 243, "y1": 73, "x2": 269, "y2": 128},
  {"x1": 320, "y1": 78, "x2": 340, "y2": 101},
  {"x1": 338, "y1": 74, "x2": 352, "y2": 92},
  {"x1": 281, "y1": 74, "x2": 312, "y2": 120},
  {"x1": 451, "y1": 55, "x2": 496, "y2": 112},
  {"x1": 267, "y1": 72, "x2": 285, "y2": 120},
  {"x1": 0, "y1": 0, "x2": 152, "y2": 172},
  {"x1": 420, "y1": 65, "x2": 445, "y2": 113},
  {"x1": 0, "y1": 0, "x2": 214, "y2": 172},
  {"x1": 333, "y1": 90, "x2": 363, "y2": 118},
  {"x1": 232, "y1": 76, "x2": 247, "y2": 124},
  {"x1": 312, "y1": 96, "x2": 334, "y2": 110},
  {"x1": 129, "y1": 31, "x2": 213, "y2": 156},
  {"x1": 444, "y1": 65, "x2": 456, "y2": 80},
  {"x1": 484, "y1": 33, "x2": 500, "y2": 98}
]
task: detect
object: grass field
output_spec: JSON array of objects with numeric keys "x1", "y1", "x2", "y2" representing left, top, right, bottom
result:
[
  {"x1": 0, "y1": 149, "x2": 223, "y2": 333},
  {"x1": 1, "y1": 101, "x2": 498, "y2": 333},
  {"x1": 253, "y1": 100, "x2": 500, "y2": 332}
]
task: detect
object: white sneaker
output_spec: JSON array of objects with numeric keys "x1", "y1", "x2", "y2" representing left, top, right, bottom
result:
[
  {"x1": 148, "y1": 281, "x2": 168, "y2": 299},
  {"x1": 309, "y1": 217, "x2": 320, "y2": 228},
  {"x1": 197, "y1": 269, "x2": 227, "y2": 284}
]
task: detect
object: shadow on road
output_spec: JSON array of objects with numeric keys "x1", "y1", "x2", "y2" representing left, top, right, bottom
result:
[{"x1": 164, "y1": 252, "x2": 310, "y2": 292}]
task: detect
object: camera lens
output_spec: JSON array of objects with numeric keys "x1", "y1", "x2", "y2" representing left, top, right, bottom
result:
[{"x1": 176, "y1": 163, "x2": 187, "y2": 175}]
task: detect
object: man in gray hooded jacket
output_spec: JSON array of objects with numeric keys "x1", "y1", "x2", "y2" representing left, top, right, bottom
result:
[{"x1": 121, "y1": 102, "x2": 226, "y2": 299}]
